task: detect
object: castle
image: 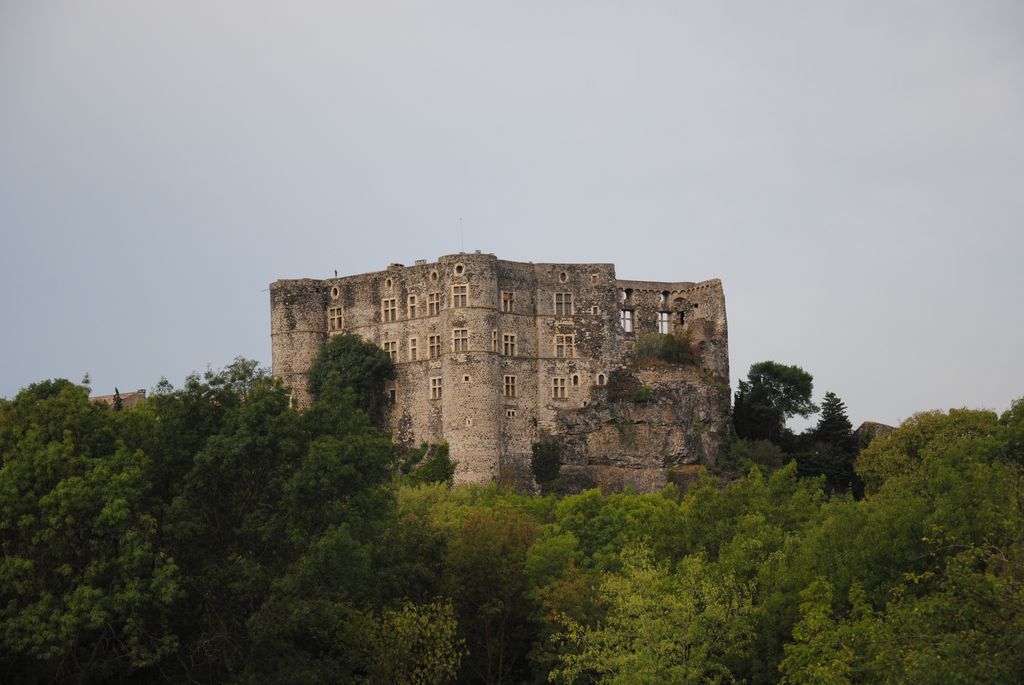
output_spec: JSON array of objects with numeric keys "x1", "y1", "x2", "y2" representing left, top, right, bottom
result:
[{"x1": 270, "y1": 252, "x2": 729, "y2": 489}]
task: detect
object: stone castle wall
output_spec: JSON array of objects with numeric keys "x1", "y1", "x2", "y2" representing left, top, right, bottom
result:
[{"x1": 270, "y1": 252, "x2": 729, "y2": 489}]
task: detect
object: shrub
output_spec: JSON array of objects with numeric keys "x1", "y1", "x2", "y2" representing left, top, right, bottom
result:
[
  {"x1": 630, "y1": 332, "x2": 695, "y2": 367},
  {"x1": 531, "y1": 440, "x2": 562, "y2": 487}
]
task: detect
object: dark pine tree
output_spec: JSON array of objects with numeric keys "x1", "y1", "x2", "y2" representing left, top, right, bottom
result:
[{"x1": 799, "y1": 391, "x2": 863, "y2": 496}]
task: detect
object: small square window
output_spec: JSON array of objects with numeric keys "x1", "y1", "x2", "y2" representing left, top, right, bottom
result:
[
  {"x1": 328, "y1": 306, "x2": 343, "y2": 331},
  {"x1": 555, "y1": 334, "x2": 575, "y2": 358},
  {"x1": 502, "y1": 334, "x2": 517, "y2": 356},
  {"x1": 620, "y1": 309, "x2": 633, "y2": 333},
  {"x1": 451, "y1": 285, "x2": 468, "y2": 308},
  {"x1": 657, "y1": 311, "x2": 670, "y2": 335},
  {"x1": 554, "y1": 292, "x2": 573, "y2": 317},
  {"x1": 452, "y1": 328, "x2": 469, "y2": 352},
  {"x1": 501, "y1": 291, "x2": 515, "y2": 312},
  {"x1": 382, "y1": 298, "x2": 397, "y2": 322}
]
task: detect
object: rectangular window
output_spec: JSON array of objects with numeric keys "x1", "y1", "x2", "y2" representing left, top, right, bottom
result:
[
  {"x1": 502, "y1": 334, "x2": 517, "y2": 356},
  {"x1": 428, "y1": 292, "x2": 440, "y2": 316},
  {"x1": 408, "y1": 295, "x2": 417, "y2": 319},
  {"x1": 328, "y1": 307, "x2": 343, "y2": 331},
  {"x1": 555, "y1": 334, "x2": 575, "y2": 358},
  {"x1": 554, "y1": 292, "x2": 573, "y2": 317},
  {"x1": 383, "y1": 340, "x2": 397, "y2": 362},
  {"x1": 452, "y1": 328, "x2": 469, "y2": 352},
  {"x1": 552, "y1": 377, "x2": 566, "y2": 399},
  {"x1": 451, "y1": 285, "x2": 468, "y2": 308},
  {"x1": 657, "y1": 311, "x2": 670, "y2": 334},
  {"x1": 504, "y1": 375, "x2": 517, "y2": 398},
  {"x1": 501, "y1": 290, "x2": 515, "y2": 312},
  {"x1": 428, "y1": 335, "x2": 441, "y2": 359},
  {"x1": 492, "y1": 330, "x2": 498, "y2": 352},
  {"x1": 382, "y1": 298, "x2": 397, "y2": 322},
  {"x1": 620, "y1": 309, "x2": 633, "y2": 333},
  {"x1": 430, "y1": 377, "x2": 442, "y2": 400},
  {"x1": 409, "y1": 337, "x2": 418, "y2": 361}
]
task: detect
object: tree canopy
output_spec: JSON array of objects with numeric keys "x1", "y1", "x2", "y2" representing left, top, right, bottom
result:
[{"x1": 733, "y1": 361, "x2": 817, "y2": 446}]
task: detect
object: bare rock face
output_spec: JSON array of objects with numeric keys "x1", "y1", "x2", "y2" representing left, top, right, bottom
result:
[{"x1": 552, "y1": 364, "x2": 731, "y2": 493}]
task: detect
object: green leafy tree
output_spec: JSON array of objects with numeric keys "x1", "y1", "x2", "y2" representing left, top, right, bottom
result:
[
  {"x1": 307, "y1": 333, "x2": 396, "y2": 427},
  {"x1": 361, "y1": 600, "x2": 465, "y2": 685},
  {"x1": 531, "y1": 440, "x2": 562, "y2": 490},
  {"x1": 0, "y1": 380, "x2": 180, "y2": 683},
  {"x1": 733, "y1": 362, "x2": 817, "y2": 447},
  {"x1": 444, "y1": 508, "x2": 538, "y2": 684},
  {"x1": 552, "y1": 546, "x2": 753, "y2": 684},
  {"x1": 855, "y1": 408, "x2": 999, "y2": 495}
]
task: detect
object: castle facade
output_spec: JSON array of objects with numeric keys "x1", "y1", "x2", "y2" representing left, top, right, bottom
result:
[{"x1": 270, "y1": 252, "x2": 728, "y2": 486}]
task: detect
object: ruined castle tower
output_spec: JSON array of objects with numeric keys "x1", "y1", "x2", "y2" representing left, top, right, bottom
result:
[{"x1": 271, "y1": 253, "x2": 729, "y2": 489}]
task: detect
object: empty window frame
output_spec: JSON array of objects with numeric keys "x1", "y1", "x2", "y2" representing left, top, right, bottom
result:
[
  {"x1": 451, "y1": 285, "x2": 468, "y2": 308},
  {"x1": 597, "y1": 373, "x2": 606, "y2": 385},
  {"x1": 427, "y1": 292, "x2": 441, "y2": 316},
  {"x1": 430, "y1": 377, "x2": 442, "y2": 400},
  {"x1": 657, "y1": 311, "x2": 670, "y2": 334},
  {"x1": 382, "y1": 298, "x2": 397, "y2": 322},
  {"x1": 502, "y1": 333, "x2": 517, "y2": 356},
  {"x1": 554, "y1": 292, "x2": 573, "y2": 317},
  {"x1": 328, "y1": 307, "x2": 343, "y2": 331},
  {"x1": 428, "y1": 335, "x2": 441, "y2": 359},
  {"x1": 408, "y1": 295, "x2": 417, "y2": 318},
  {"x1": 552, "y1": 377, "x2": 567, "y2": 399},
  {"x1": 506, "y1": 409, "x2": 516, "y2": 418},
  {"x1": 452, "y1": 328, "x2": 469, "y2": 352},
  {"x1": 383, "y1": 340, "x2": 397, "y2": 362},
  {"x1": 492, "y1": 330, "x2": 498, "y2": 352},
  {"x1": 409, "y1": 337, "x2": 418, "y2": 361},
  {"x1": 555, "y1": 334, "x2": 575, "y2": 358},
  {"x1": 501, "y1": 290, "x2": 515, "y2": 312},
  {"x1": 504, "y1": 375, "x2": 517, "y2": 398},
  {"x1": 620, "y1": 309, "x2": 634, "y2": 333}
]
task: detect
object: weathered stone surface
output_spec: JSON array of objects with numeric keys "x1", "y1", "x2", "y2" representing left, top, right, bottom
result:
[{"x1": 270, "y1": 252, "x2": 729, "y2": 492}]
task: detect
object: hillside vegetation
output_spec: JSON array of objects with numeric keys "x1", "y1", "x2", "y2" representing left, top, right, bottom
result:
[{"x1": 1, "y1": 349, "x2": 1021, "y2": 684}]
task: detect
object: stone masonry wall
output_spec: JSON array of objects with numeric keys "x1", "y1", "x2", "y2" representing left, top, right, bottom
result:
[{"x1": 269, "y1": 253, "x2": 729, "y2": 491}]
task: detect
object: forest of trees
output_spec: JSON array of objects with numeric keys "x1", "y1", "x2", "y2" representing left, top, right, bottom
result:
[{"x1": 1, "y1": 338, "x2": 1021, "y2": 683}]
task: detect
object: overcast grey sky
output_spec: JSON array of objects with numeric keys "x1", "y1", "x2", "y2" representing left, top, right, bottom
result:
[{"x1": 2, "y1": 1, "x2": 1022, "y2": 430}]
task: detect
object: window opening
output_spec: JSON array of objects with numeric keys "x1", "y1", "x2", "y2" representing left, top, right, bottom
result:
[
  {"x1": 554, "y1": 292, "x2": 573, "y2": 317},
  {"x1": 452, "y1": 328, "x2": 469, "y2": 352},
  {"x1": 501, "y1": 291, "x2": 515, "y2": 312},
  {"x1": 428, "y1": 335, "x2": 441, "y2": 359},
  {"x1": 408, "y1": 295, "x2": 417, "y2": 318},
  {"x1": 409, "y1": 338, "x2": 418, "y2": 361},
  {"x1": 428, "y1": 292, "x2": 440, "y2": 316},
  {"x1": 552, "y1": 377, "x2": 566, "y2": 399},
  {"x1": 382, "y1": 298, "x2": 397, "y2": 322},
  {"x1": 452, "y1": 285, "x2": 468, "y2": 308},
  {"x1": 502, "y1": 334, "x2": 517, "y2": 356},
  {"x1": 620, "y1": 309, "x2": 633, "y2": 333},
  {"x1": 430, "y1": 377, "x2": 442, "y2": 400},
  {"x1": 328, "y1": 307, "x2": 343, "y2": 331},
  {"x1": 657, "y1": 311, "x2": 670, "y2": 334},
  {"x1": 555, "y1": 334, "x2": 575, "y2": 358},
  {"x1": 504, "y1": 375, "x2": 517, "y2": 398}
]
